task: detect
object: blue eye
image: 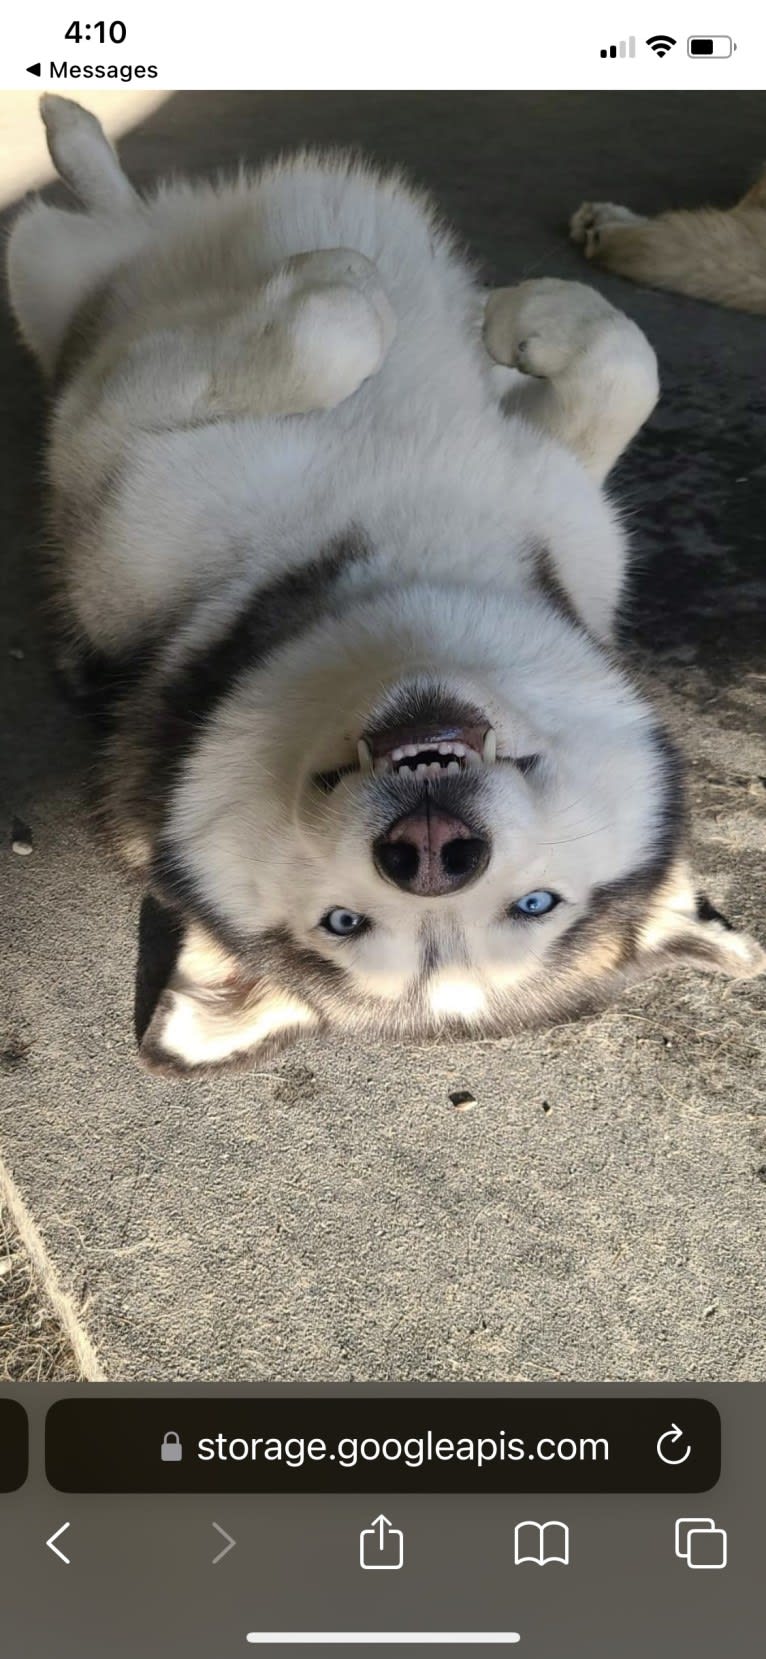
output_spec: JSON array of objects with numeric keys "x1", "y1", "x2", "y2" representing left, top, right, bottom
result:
[
  {"x1": 511, "y1": 890, "x2": 561, "y2": 918},
  {"x1": 321, "y1": 907, "x2": 367, "y2": 937}
]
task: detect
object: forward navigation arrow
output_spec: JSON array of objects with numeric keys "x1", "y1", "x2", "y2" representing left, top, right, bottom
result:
[{"x1": 212, "y1": 1522, "x2": 236, "y2": 1565}]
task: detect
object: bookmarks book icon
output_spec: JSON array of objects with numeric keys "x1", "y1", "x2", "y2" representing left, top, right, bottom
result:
[{"x1": 514, "y1": 1520, "x2": 570, "y2": 1566}]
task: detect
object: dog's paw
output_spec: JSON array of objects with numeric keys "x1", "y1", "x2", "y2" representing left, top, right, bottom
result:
[
  {"x1": 287, "y1": 249, "x2": 396, "y2": 344},
  {"x1": 570, "y1": 201, "x2": 644, "y2": 258},
  {"x1": 483, "y1": 277, "x2": 623, "y2": 379},
  {"x1": 281, "y1": 247, "x2": 396, "y2": 409}
]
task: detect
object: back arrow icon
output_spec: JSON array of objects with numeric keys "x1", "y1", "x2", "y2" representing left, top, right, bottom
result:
[
  {"x1": 47, "y1": 1522, "x2": 71, "y2": 1564},
  {"x1": 212, "y1": 1522, "x2": 236, "y2": 1565},
  {"x1": 657, "y1": 1424, "x2": 692, "y2": 1465}
]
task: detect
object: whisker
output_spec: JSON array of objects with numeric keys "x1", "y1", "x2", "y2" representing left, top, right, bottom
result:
[{"x1": 539, "y1": 822, "x2": 615, "y2": 846}]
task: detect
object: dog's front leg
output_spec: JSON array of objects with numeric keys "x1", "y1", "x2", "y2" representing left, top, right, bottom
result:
[{"x1": 483, "y1": 278, "x2": 658, "y2": 482}]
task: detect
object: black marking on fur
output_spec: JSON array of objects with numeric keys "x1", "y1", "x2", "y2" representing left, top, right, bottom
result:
[
  {"x1": 53, "y1": 637, "x2": 159, "y2": 733},
  {"x1": 510, "y1": 753, "x2": 541, "y2": 777},
  {"x1": 695, "y1": 892, "x2": 734, "y2": 931},
  {"x1": 261, "y1": 926, "x2": 351, "y2": 1001},
  {"x1": 549, "y1": 722, "x2": 686, "y2": 969},
  {"x1": 313, "y1": 762, "x2": 358, "y2": 794},
  {"x1": 150, "y1": 840, "x2": 250, "y2": 959},
  {"x1": 149, "y1": 838, "x2": 352, "y2": 1009},
  {"x1": 148, "y1": 530, "x2": 368, "y2": 795},
  {"x1": 659, "y1": 932, "x2": 729, "y2": 969},
  {"x1": 364, "y1": 685, "x2": 486, "y2": 745},
  {"x1": 534, "y1": 546, "x2": 586, "y2": 634},
  {"x1": 418, "y1": 920, "x2": 442, "y2": 981}
]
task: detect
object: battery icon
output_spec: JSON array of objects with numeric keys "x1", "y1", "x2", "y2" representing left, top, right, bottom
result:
[{"x1": 687, "y1": 35, "x2": 735, "y2": 56}]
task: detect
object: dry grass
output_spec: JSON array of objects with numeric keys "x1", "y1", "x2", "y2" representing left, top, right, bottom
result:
[{"x1": 0, "y1": 1200, "x2": 81, "y2": 1381}]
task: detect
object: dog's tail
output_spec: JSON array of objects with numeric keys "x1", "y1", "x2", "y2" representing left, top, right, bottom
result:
[{"x1": 40, "y1": 94, "x2": 139, "y2": 215}]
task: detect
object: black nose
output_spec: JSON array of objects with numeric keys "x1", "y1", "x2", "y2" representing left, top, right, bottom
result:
[{"x1": 373, "y1": 808, "x2": 490, "y2": 895}]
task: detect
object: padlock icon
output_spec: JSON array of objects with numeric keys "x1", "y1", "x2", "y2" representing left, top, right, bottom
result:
[{"x1": 161, "y1": 1430, "x2": 183, "y2": 1463}]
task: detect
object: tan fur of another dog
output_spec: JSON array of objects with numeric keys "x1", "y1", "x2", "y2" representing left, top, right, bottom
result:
[{"x1": 586, "y1": 169, "x2": 766, "y2": 313}]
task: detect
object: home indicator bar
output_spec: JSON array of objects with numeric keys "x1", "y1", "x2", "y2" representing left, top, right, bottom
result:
[{"x1": 246, "y1": 1638, "x2": 521, "y2": 1647}]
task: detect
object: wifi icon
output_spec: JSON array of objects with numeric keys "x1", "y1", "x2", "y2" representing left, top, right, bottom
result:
[{"x1": 647, "y1": 34, "x2": 677, "y2": 56}]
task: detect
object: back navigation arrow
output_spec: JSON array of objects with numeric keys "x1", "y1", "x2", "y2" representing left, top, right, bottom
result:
[{"x1": 46, "y1": 1522, "x2": 71, "y2": 1564}]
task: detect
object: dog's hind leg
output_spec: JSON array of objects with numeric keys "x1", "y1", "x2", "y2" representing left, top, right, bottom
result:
[
  {"x1": 206, "y1": 247, "x2": 397, "y2": 418},
  {"x1": 7, "y1": 96, "x2": 147, "y2": 376},
  {"x1": 40, "y1": 92, "x2": 140, "y2": 214},
  {"x1": 483, "y1": 277, "x2": 658, "y2": 482}
]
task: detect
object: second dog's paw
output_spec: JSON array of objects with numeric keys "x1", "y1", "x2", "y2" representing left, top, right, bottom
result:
[
  {"x1": 483, "y1": 278, "x2": 620, "y2": 379},
  {"x1": 570, "y1": 201, "x2": 643, "y2": 257}
]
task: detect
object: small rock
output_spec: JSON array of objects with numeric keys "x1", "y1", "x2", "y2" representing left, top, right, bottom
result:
[
  {"x1": 449, "y1": 1088, "x2": 476, "y2": 1110},
  {"x1": 8, "y1": 646, "x2": 25, "y2": 661},
  {"x1": 11, "y1": 816, "x2": 33, "y2": 856},
  {"x1": 542, "y1": 1100, "x2": 552, "y2": 1115}
]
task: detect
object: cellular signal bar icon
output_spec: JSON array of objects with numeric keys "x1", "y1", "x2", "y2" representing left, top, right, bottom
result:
[{"x1": 601, "y1": 37, "x2": 636, "y2": 58}]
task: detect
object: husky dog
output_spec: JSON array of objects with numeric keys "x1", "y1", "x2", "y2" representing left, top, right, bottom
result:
[
  {"x1": 7, "y1": 96, "x2": 763, "y2": 1074},
  {"x1": 571, "y1": 167, "x2": 766, "y2": 313}
]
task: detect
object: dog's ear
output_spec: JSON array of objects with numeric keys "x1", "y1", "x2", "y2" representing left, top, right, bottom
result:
[
  {"x1": 135, "y1": 895, "x2": 318, "y2": 1075},
  {"x1": 634, "y1": 863, "x2": 765, "y2": 980}
]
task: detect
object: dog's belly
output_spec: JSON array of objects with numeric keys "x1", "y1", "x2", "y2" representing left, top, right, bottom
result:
[
  {"x1": 58, "y1": 387, "x2": 590, "y2": 656},
  {"x1": 46, "y1": 156, "x2": 613, "y2": 655}
]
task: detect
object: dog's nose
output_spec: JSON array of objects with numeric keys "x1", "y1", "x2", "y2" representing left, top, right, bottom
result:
[{"x1": 374, "y1": 809, "x2": 490, "y2": 895}]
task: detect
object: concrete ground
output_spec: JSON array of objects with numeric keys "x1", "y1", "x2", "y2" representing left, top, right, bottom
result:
[{"x1": 1, "y1": 93, "x2": 765, "y2": 1382}]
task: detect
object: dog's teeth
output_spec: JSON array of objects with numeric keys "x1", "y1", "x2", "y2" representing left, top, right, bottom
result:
[
  {"x1": 447, "y1": 760, "x2": 460, "y2": 774},
  {"x1": 483, "y1": 728, "x2": 497, "y2": 764},
  {"x1": 357, "y1": 738, "x2": 374, "y2": 776}
]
